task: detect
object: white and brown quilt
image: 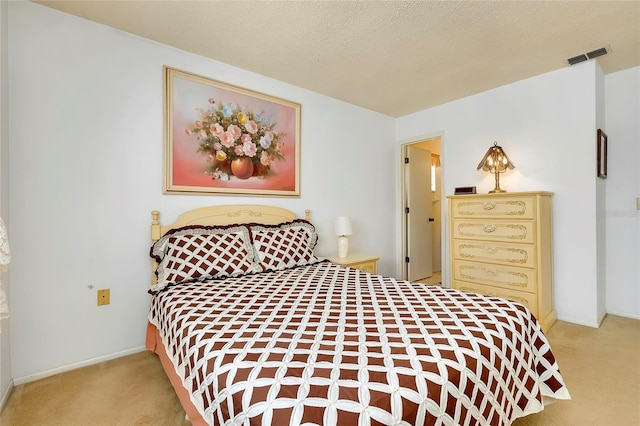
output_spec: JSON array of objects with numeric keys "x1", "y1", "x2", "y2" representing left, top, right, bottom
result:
[{"x1": 148, "y1": 261, "x2": 570, "y2": 426}]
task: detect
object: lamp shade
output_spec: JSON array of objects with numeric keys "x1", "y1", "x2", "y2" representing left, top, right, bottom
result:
[
  {"x1": 477, "y1": 142, "x2": 515, "y2": 173},
  {"x1": 477, "y1": 142, "x2": 515, "y2": 193},
  {"x1": 334, "y1": 216, "x2": 353, "y2": 236}
]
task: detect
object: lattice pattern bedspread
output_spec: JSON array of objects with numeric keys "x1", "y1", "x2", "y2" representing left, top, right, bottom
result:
[{"x1": 148, "y1": 261, "x2": 569, "y2": 426}]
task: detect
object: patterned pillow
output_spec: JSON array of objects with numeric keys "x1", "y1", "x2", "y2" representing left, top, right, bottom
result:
[
  {"x1": 149, "y1": 225, "x2": 261, "y2": 292},
  {"x1": 249, "y1": 220, "x2": 324, "y2": 272}
]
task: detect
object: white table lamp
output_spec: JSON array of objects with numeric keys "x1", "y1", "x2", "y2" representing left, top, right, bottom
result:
[{"x1": 334, "y1": 216, "x2": 353, "y2": 258}]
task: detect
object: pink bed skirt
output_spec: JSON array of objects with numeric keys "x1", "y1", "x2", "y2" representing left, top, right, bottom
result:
[{"x1": 146, "y1": 322, "x2": 207, "y2": 426}]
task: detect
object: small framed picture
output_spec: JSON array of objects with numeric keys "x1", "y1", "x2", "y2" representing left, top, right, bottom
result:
[{"x1": 597, "y1": 129, "x2": 607, "y2": 179}]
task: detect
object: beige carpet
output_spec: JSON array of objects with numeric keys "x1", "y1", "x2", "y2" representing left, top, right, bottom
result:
[
  {"x1": 512, "y1": 314, "x2": 640, "y2": 426},
  {"x1": 416, "y1": 271, "x2": 442, "y2": 286},
  {"x1": 1, "y1": 350, "x2": 189, "y2": 426},
  {"x1": 1, "y1": 315, "x2": 639, "y2": 425}
]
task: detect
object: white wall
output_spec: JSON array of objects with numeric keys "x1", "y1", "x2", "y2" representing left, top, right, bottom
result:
[
  {"x1": 0, "y1": 0, "x2": 11, "y2": 406},
  {"x1": 396, "y1": 62, "x2": 604, "y2": 327},
  {"x1": 595, "y1": 65, "x2": 607, "y2": 324},
  {"x1": 605, "y1": 67, "x2": 640, "y2": 319},
  {"x1": 7, "y1": 2, "x2": 395, "y2": 382}
]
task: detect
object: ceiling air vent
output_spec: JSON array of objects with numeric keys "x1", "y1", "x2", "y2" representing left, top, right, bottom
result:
[
  {"x1": 587, "y1": 47, "x2": 608, "y2": 59},
  {"x1": 567, "y1": 54, "x2": 588, "y2": 65},
  {"x1": 568, "y1": 46, "x2": 610, "y2": 66}
]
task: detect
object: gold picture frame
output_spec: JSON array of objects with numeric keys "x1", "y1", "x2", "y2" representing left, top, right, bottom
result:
[{"x1": 164, "y1": 67, "x2": 301, "y2": 196}]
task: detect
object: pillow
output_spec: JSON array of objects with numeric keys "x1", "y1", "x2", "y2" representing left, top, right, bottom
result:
[
  {"x1": 249, "y1": 219, "x2": 324, "y2": 272},
  {"x1": 149, "y1": 224, "x2": 261, "y2": 292}
]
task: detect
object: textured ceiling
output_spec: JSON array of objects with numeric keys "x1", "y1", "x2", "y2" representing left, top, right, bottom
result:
[{"x1": 33, "y1": 1, "x2": 640, "y2": 117}]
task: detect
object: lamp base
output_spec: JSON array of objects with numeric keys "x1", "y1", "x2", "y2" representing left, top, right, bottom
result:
[
  {"x1": 489, "y1": 170, "x2": 507, "y2": 193},
  {"x1": 337, "y1": 236, "x2": 349, "y2": 258}
]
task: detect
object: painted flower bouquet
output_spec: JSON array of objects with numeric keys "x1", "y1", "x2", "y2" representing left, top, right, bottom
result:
[{"x1": 185, "y1": 98, "x2": 286, "y2": 180}]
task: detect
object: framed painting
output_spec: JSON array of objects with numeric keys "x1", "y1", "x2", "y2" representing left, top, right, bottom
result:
[
  {"x1": 597, "y1": 129, "x2": 607, "y2": 179},
  {"x1": 164, "y1": 67, "x2": 301, "y2": 196}
]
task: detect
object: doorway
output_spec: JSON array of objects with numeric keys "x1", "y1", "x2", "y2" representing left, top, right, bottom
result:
[{"x1": 402, "y1": 137, "x2": 442, "y2": 283}]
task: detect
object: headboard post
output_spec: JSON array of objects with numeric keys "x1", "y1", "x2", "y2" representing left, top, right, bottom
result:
[
  {"x1": 150, "y1": 210, "x2": 161, "y2": 285},
  {"x1": 151, "y1": 210, "x2": 161, "y2": 242}
]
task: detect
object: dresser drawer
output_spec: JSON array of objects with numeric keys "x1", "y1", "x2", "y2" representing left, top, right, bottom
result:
[
  {"x1": 451, "y1": 196, "x2": 535, "y2": 219},
  {"x1": 452, "y1": 260, "x2": 537, "y2": 293},
  {"x1": 452, "y1": 219, "x2": 535, "y2": 244},
  {"x1": 452, "y1": 280, "x2": 538, "y2": 314},
  {"x1": 453, "y1": 240, "x2": 536, "y2": 268}
]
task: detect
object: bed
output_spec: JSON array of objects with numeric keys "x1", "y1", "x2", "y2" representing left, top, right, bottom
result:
[{"x1": 146, "y1": 204, "x2": 570, "y2": 426}]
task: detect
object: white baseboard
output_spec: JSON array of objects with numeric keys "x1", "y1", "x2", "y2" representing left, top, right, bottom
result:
[
  {"x1": 555, "y1": 315, "x2": 601, "y2": 328},
  {"x1": 605, "y1": 310, "x2": 640, "y2": 321},
  {"x1": 1, "y1": 379, "x2": 13, "y2": 413},
  {"x1": 13, "y1": 346, "x2": 147, "y2": 386},
  {"x1": 556, "y1": 310, "x2": 639, "y2": 328}
]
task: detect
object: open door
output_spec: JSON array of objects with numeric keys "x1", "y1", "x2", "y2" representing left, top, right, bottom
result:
[{"x1": 405, "y1": 145, "x2": 433, "y2": 281}]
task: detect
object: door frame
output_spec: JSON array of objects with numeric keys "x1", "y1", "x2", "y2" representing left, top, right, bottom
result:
[{"x1": 398, "y1": 133, "x2": 446, "y2": 282}]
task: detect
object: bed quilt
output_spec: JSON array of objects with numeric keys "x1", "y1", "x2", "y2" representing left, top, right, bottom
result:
[{"x1": 148, "y1": 261, "x2": 569, "y2": 426}]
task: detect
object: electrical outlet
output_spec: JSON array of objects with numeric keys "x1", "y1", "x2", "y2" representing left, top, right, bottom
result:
[{"x1": 97, "y1": 289, "x2": 110, "y2": 306}]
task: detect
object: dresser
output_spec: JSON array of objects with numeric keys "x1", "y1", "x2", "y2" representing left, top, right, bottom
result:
[
  {"x1": 327, "y1": 254, "x2": 379, "y2": 274},
  {"x1": 447, "y1": 192, "x2": 556, "y2": 332}
]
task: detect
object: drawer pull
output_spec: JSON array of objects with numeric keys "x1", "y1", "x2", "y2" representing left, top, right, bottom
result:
[
  {"x1": 483, "y1": 201, "x2": 496, "y2": 210},
  {"x1": 485, "y1": 246, "x2": 497, "y2": 254},
  {"x1": 483, "y1": 224, "x2": 497, "y2": 233},
  {"x1": 486, "y1": 269, "x2": 498, "y2": 276}
]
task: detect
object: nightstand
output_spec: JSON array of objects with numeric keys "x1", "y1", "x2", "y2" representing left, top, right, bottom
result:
[{"x1": 327, "y1": 254, "x2": 379, "y2": 274}]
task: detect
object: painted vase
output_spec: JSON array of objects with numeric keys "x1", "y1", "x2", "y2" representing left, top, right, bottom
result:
[{"x1": 230, "y1": 158, "x2": 254, "y2": 179}]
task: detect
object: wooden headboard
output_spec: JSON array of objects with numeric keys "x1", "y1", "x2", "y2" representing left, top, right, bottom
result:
[{"x1": 150, "y1": 204, "x2": 311, "y2": 283}]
